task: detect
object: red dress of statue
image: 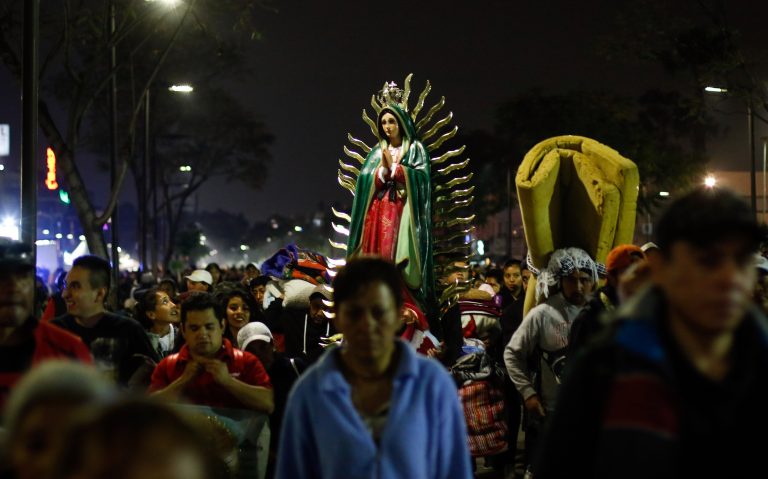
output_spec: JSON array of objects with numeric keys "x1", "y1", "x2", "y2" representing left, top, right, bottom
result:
[{"x1": 361, "y1": 145, "x2": 406, "y2": 259}]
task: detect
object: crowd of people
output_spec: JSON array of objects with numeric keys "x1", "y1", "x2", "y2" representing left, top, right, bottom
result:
[{"x1": 2, "y1": 186, "x2": 768, "y2": 478}]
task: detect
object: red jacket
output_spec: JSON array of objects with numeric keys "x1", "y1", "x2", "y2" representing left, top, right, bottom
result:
[
  {"x1": 0, "y1": 320, "x2": 93, "y2": 409},
  {"x1": 149, "y1": 339, "x2": 271, "y2": 409}
]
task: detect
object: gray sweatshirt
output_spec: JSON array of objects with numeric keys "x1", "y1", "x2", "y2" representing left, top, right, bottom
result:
[{"x1": 504, "y1": 292, "x2": 584, "y2": 413}]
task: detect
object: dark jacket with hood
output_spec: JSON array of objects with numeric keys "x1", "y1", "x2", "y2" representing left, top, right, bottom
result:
[{"x1": 535, "y1": 287, "x2": 768, "y2": 479}]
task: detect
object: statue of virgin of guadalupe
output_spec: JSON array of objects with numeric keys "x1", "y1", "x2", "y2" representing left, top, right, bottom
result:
[
  {"x1": 331, "y1": 75, "x2": 477, "y2": 322},
  {"x1": 346, "y1": 99, "x2": 434, "y2": 314}
]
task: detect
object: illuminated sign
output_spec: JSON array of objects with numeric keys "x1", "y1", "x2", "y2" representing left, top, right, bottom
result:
[{"x1": 45, "y1": 147, "x2": 58, "y2": 190}]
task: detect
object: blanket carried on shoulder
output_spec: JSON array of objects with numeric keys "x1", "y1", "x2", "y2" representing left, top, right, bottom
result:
[{"x1": 261, "y1": 244, "x2": 330, "y2": 285}]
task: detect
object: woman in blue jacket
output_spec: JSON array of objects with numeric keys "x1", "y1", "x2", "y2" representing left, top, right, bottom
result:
[{"x1": 275, "y1": 257, "x2": 472, "y2": 479}]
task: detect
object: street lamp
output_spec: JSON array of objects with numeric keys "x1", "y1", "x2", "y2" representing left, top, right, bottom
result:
[
  {"x1": 145, "y1": 0, "x2": 181, "y2": 5},
  {"x1": 763, "y1": 136, "x2": 768, "y2": 222},
  {"x1": 168, "y1": 84, "x2": 193, "y2": 93},
  {"x1": 704, "y1": 175, "x2": 717, "y2": 188},
  {"x1": 705, "y1": 85, "x2": 756, "y2": 217},
  {"x1": 142, "y1": 82, "x2": 194, "y2": 275}
]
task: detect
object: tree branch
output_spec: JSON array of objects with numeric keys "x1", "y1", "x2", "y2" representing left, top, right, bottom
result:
[
  {"x1": 62, "y1": 0, "x2": 81, "y2": 85},
  {"x1": 73, "y1": 5, "x2": 170, "y2": 142},
  {"x1": 0, "y1": 19, "x2": 22, "y2": 82},
  {"x1": 40, "y1": 30, "x2": 64, "y2": 79},
  {"x1": 93, "y1": 157, "x2": 130, "y2": 226}
]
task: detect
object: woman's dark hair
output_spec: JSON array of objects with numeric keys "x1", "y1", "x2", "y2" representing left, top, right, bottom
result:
[
  {"x1": 333, "y1": 257, "x2": 404, "y2": 309},
  {"x1": 134, "y1": 287, "x2": 161, "y2": 330},
  {"x1": 377, "y1": 107, "x2": 405, "y2": 141},
  {"x1": 205, "y1": 262, "x2": 222, "y2": 284},
  {"x1": 214, "y1": 286, "x2": 256, "y2": 322},
  {"x1": 502, "y1": 258, "x2": 522, "y2": 271},
  {"x1": 485, "y1": 268, "x2": 503, "y2": 284}
]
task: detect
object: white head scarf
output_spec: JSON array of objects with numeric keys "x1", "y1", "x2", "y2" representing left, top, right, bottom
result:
[{"x1": 534, "y1": 247, "x2": 598, "y2": 300}]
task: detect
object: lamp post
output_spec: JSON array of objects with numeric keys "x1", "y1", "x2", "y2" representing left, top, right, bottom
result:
[
  {"x1": 140, "y1": 89, "x2": 150, "y2": 274},
  {"x1": 705, "y1": 86, "x2": 757, "y2": 218},
  {"x1": 763, "y1": 137, "x2": 768, "y2": 222},
  {"x1": 142, "y1": 83, "x2": 193, "y2": 276},
  {"x1": 748, "y1": 99, "x2": 757, "y2": 217},
  {"x1": 21, "y1": 0, "x2": 39, "y2": 263},
  {"x1": 109, "y1": 1, "x2": 120, "y2": 305}
]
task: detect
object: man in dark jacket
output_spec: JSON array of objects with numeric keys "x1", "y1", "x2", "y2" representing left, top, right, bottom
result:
[
  {"x1": 52, "y1": 255, "x2": 158, "y2": 386},
  {"x1": 535, "y1": 187, "x2": 768, "y2": 479}
]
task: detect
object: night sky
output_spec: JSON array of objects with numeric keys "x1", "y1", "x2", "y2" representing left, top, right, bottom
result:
[{"x1": 1, "y1": 0, "x2": 767, "y2": 222}]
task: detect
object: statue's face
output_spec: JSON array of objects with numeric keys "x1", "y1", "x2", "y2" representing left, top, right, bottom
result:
[{"x1": 380, "y1": 112, "x2": 400, "y2": 142}]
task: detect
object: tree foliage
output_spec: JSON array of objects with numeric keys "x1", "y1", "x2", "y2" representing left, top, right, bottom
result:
[
  {"x1": 464, "y1": 0, "x2": 768, "y2": 224},
  {"x1": 0, "y1": 0, "x2": 275, "y2": 266},
  {"x1": 152, "y1": 86, "x2": 273, "y2": 266},
  {"x1": 463, "y1": 88, "x2": 714, "y2": 223}
]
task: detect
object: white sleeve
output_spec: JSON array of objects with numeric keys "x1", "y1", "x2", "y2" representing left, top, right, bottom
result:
[{"x1": 504, "y1": 308, "x2": 542, "y2": 400}]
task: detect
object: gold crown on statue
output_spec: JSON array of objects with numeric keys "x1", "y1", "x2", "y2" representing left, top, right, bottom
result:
[{"x1": 377, "y1": 81, "x2": 405, "y2": 107}]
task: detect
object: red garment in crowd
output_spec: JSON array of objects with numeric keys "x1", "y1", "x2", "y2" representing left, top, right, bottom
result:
[
  {"x1": 273, "y1": 333, "x2": 286, "y2": 353},
  {"x1": 400, "y1": 301, "x2": 439, "y2": 356},
  {"x1": 41, "y1": 297, "x2": 56, "y2": 322},
  {"x1": 362, "y1": 164, "x2": 406, "y2": 260},
  {"x1": 0, "y1": 320, "x2": 93, "y2": 410},
  {"x1": 32, "y1": 320, "x2": 92, "y2": 362},
  {"x1": 149, "y1": 339, "x2": 272, "y2": 410}
]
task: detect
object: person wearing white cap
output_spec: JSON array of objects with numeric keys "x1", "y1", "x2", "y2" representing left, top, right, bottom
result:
[
  {"x1": 238, "y1": 322, "x2": 275, "y2": 367},
  {"x1": 238, "y1": 322, "x2": 305, "y2": 478},
  {"x1": 185, "y1": 270, "x2": 213, "y2": 293}
]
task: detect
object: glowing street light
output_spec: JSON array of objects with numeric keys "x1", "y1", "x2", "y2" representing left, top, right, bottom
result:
[
  {"x1": 704, "y1": 175, "x2": 717, "y2": 188},
  {"x1": 168, "y1": 84, "x2": 193, "y2": 93},
  {"x1": 659, "y1": 191, "x2": 670, "y2": 197},
  {"x1": 145, "y1": 0, "x2": 180, "y2": 6},
  {"x1": 704, "y1": 86, "x2": 728, "y2": 93}
]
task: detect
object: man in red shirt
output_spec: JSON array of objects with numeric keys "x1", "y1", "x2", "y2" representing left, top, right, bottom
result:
[
  {"x1": 150, "y1": 292, "x2": 274, "y2": 412},
  {"x1": 0, "y1": 240, "x2": 92, "y2": 410}
]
